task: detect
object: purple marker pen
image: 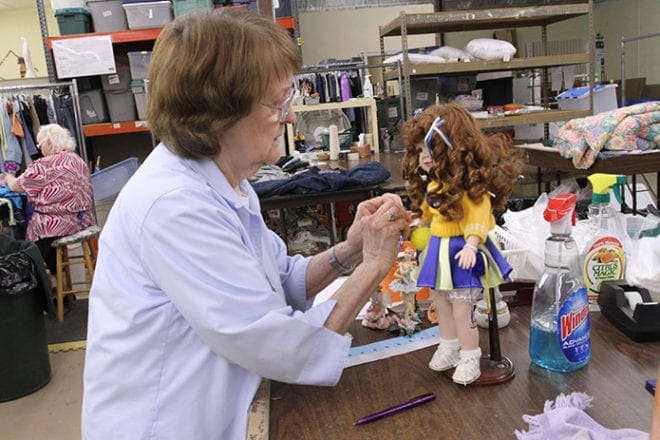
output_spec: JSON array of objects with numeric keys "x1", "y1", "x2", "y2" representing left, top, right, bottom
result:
[{"x1": 354, "y1": 392, "x2": 436, "y2": 425}]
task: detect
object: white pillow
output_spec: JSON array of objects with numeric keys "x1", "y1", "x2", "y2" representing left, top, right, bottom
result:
[
  {"x1": 428, "y1": 46, "x2": 475, "y2": 62},
  {"x1": 465, "y1": 38, "x2": 517, "y2": 61}
]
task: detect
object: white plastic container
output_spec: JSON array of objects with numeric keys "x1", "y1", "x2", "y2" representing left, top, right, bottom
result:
[
  {"x1": 51, "y1": 0, "x2": 89, "y2": 11},
  {"x1": 556, "y1": 84, "x2": 618, "y2": 115},
  {"x1": 127, "y1": 51, "x2": 152, "y2": 80},
  {"x1": 131, "y1": 80, "x2": 147, "y2": 120},
  {"x1": 123, "y1": 1, "x2": 172, "y2": 30}
]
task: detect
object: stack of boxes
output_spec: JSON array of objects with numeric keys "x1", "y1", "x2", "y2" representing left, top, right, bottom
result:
[
  {"x1": 102, "y1": 64, "x2": 137, "y2": 122},
  {"x1": 53, "y1": 0, "x2": 220, "y2": 125}
]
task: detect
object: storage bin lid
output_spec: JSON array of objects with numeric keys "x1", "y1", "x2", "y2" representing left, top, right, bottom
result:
[
  {"x1": 557, "y1": 84, "x2": 617, "y2": 100},
  {"x1": 54, "y1": 7, "x2": 91, "y2": 15},
  {"x1": 123, "y1": 0, "x2": 171, "y2": 5}
]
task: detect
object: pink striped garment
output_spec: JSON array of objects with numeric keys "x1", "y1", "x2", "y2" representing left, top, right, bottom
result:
[{"x1": 17, "y1": 150, "x2": 95, "y2": 241}]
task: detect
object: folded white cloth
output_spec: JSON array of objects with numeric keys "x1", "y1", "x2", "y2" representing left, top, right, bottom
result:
[{"x1": 515, "y1": 392, "x2": 648, "y2": 440}]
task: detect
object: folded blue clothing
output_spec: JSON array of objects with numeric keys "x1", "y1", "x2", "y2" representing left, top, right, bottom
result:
[
  {"x1": 251, "y1": 161, "x2": 391, "y2": 198},
  {"x1": 0, "y1": 185, "x2": 24, "y2": 210}
]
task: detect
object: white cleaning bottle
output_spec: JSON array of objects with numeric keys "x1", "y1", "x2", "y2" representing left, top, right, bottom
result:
[
  {"x1": 582, "y1": 173, "x2": 627, "y2": 305},
  {"x1": 530, "y1": 193, "x2": 590, "y2": 372},
  {"x1": 363, "y1": 74, "x2": 373, "y2": 98}
]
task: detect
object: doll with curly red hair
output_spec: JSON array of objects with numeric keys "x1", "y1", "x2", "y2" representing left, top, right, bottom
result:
[{"x1": 402, "y1": 104, "x2": 523, "y2": 385}]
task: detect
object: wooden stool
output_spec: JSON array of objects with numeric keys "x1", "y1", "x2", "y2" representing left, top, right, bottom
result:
[{"x1": 51, "y1": 225, "x2": 102, "y2": 322}]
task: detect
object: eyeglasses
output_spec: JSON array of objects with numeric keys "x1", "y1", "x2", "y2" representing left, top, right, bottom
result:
[{"x1": 260, "y1": 87, "x2": 296, "y2": 123}]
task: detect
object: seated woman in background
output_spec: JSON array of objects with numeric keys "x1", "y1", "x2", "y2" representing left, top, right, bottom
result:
[{"x1": 5, "y1": 123, "x2": 95, "y2": 274}]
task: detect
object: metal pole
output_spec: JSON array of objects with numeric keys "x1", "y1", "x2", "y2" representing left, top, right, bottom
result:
[{"x1": 36, "y1": 0, "x2": 56, "y2": 82}]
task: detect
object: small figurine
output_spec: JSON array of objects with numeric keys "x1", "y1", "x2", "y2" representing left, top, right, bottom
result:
[
  {"x1": 386, "y1": 247, "x2": 423, "y2": 336},
  {"x1": 401, "y1": 104, "x2": 523, "y2": 385},
  {"x1": 361, "y1": 291, "x2": 392, "y2": 330}
]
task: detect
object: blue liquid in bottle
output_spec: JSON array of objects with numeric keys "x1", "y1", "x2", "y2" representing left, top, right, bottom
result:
[{"x1": 529, "y1": 196, "x2": 590, "y2": 373}]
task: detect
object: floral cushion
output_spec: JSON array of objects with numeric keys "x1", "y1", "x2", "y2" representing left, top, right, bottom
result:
[{"x1": 51, "y1": 225, "x2": 102, "y2": 247}]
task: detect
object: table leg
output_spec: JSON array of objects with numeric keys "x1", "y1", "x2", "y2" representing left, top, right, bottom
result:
[{"x1": 328, "y1": 202, "x2": 337, "y2": 245}]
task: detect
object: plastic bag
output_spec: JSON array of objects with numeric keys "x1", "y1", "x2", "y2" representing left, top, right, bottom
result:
[{"x1": 0, "y1": 252, "x2": 37, "y2": 296}]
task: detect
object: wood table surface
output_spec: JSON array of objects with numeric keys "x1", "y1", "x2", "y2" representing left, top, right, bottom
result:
[{"x1": 269, "y1": 306, "x2": 658, "y2": 439}]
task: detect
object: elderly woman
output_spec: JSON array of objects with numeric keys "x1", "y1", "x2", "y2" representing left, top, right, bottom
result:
[
  {"x1": 5, "y1": 123, "x2": 95, "y2": 273},
  {"x1": 81, "y1": 9, "x2": 410, "y2": 440}
]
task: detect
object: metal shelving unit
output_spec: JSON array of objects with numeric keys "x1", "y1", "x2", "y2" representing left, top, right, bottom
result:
[{"x1": 378, "y1": 1, "x2": 595, "y2": 130}]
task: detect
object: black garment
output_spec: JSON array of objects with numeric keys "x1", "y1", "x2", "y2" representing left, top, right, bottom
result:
[
  {"x1": 35, "y1": 237, "x2": 58, "y2": 274},
  {"x1": 0, "y1": 233, "x2": 55, "y2": 319}
]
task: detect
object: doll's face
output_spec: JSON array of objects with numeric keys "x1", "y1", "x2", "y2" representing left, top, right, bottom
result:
[{"x1": 415, "y1": 141, "x2": 433, "y2": 173}]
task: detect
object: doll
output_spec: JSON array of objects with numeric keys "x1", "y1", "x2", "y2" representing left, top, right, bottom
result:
[{"x1": 402, "y1": 104, "x2": 523, "y2": 385}]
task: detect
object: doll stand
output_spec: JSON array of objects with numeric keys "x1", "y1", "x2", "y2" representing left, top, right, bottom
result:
[{"x1": 443, "y1": 287, "x2": 515, "y2": 385}]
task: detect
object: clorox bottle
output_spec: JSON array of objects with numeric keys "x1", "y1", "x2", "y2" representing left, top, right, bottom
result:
[
  {"x1": 530, "y1": 193, "x2": 590, "y2": 372},
  {"x1": 582, "y1": 173, "x2": 627, "y2": 305}
]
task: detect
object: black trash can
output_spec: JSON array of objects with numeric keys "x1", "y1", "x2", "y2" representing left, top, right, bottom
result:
[{"x1": 0, "y1": 234, "x2": 55, "y2": 402}]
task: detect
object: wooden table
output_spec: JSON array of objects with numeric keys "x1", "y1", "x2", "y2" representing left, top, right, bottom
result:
[
  {"x1": 269, "y1": 306, "x2": 659, "y2": 439},
  {"x1": 518, "y1": 144, "x2": 660, "y2": 213}
]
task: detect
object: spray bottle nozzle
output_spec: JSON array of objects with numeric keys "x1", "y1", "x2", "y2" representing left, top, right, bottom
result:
[
  {"x1": 544, "y1": 193, "x2": 577, "y2": 226},
  {"x1": 588, "y1": 173, "x2": 626, "y2": 204}
]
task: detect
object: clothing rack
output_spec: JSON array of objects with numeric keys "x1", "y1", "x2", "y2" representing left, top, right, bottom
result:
[{"x1": 0, "y1": 79, "x2": 87, "y2": 164}]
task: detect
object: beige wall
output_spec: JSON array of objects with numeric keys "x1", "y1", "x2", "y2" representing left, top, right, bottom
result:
[
  {"x1": 300, "y1": 4, "x2": 436, "y2": 65},
  {"x1": 2, "y1": 1, "x2": 657, "y2": 84},
  {"x1": 0, "y1": 5, "x2": 59, "y2": 80},
  {"x1": 300, "y1": 0, "x2": 660, "y2": 85}
]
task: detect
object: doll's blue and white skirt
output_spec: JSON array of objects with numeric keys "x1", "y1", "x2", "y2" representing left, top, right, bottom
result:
[{"x1": 416, "y1": 233, "x2": 512, "y2": 294}]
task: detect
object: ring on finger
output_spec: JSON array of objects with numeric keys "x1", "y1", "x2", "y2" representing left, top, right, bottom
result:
[{"x1": 386, "y1": 211, "x2": 396, "y2": 222}]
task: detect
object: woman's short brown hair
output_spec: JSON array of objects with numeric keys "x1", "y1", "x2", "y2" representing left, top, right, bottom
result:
[{"x1": 147, "y1": 9, "x2": 302, "y2": 158}]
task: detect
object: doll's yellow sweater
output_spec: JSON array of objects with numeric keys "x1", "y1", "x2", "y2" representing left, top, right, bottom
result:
[{"x1": 421, "y1": 182, "x2": 494, "y2": 242}]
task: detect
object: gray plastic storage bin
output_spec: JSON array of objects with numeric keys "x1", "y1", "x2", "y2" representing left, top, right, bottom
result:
[
  {"x1": 127, "y1": 51, "x2": 152, "y2": 80},
  {"x1": 86, "y1": 0, "x2": 128, "y2": 32},
  {"x1": 131, "y1": 80, "x2": 147, "y2": 120},
  {"x1": 79, "y1": 89, "x2": 109, "y2": 124},
  {"x1": 123, "y1": 1, "x2": 172, "y2": 30},
  {"x1": 104, "y1": 89, "x2": 137, "y2": 122},
  {"x1": 101, "y1": 64, "x2": 132, "y2": 92}
]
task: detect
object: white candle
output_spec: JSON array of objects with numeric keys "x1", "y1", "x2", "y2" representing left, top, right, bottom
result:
[{"x1": 329, "y1": 124, "x2": 340, "y2": 160}]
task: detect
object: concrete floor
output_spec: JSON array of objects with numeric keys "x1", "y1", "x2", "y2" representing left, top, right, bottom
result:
[{"x1": 0, "y1": 349, "x2": 85, "y2": 440}]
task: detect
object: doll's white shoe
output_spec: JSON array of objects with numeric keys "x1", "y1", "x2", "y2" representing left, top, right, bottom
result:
[
  {"x1": 428, "y1": 338, "x2": 460, "y2": 371},
  {"x1": 452, "y1": 348, "x2": 482, "y2": 385}
]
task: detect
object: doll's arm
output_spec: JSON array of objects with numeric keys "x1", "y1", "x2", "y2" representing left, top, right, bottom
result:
[{"x1": 455, "y1": 234, "x2": 480, "y2": 269}]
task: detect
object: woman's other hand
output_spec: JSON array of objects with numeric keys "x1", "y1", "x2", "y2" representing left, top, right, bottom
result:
[
  {"x1": 345, "y1": 193, "x2": 409, "y2": 253},
  {"x1": 359, "y1": 197, "x2": 412, "y2": 278}
]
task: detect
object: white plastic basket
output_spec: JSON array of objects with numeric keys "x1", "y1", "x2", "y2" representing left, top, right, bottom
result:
[{"x1": 493, "y1": 225, "x2": 531, "y2": 280}]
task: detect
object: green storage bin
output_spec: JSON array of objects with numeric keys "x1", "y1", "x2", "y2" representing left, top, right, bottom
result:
[
  {"x1": 172, "y1": 0, "x2": 213, "y2": 17},
  {"x1": 54, "y1": 8, "x2": 91, "y2": 35}
]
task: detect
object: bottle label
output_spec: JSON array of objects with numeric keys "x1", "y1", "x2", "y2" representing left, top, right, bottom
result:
[
  {"x1": 557, "y1": 287, "x2": 590, "y2": 363},
  {"x1": 583, "y1": 236, "x2": 625, "y2": 303}
]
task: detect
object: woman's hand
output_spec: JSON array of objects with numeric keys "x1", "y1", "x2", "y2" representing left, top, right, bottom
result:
[
  {"x1": 345, "y1": 193, "x2": 409, "y2": 254},
  {"x1": 358, "y1": 197, "x2": 412, "y2": 278},
  {"x1": 4, "y1": 174, "x2": 23, "y2": 193}
]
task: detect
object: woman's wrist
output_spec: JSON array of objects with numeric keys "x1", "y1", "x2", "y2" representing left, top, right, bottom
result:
[{"x1": 328, "y1": 242, "x2": 362, "y2": 274}]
